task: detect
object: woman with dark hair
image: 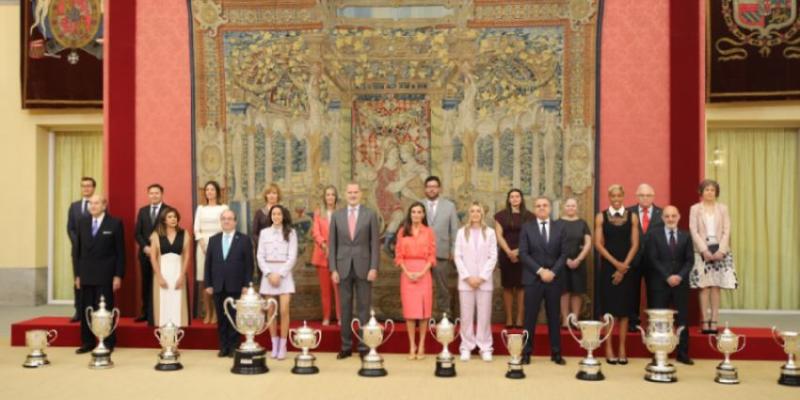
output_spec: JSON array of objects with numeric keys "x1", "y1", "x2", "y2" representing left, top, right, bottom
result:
[
  {"x1": 494, "y1": 189, "x2": 534, "y2": 328},
  {"x1": 311, "y1": 185, "x2": 341, "y2": 325},
  {"x1": 689, "y1": 179, "x2": 737, "y2": 334},
  {"x1": 394, "y1": 202, "x2": 436, "y2": 360},
  {"x1": 150, "y1": 207, "x2": 191, "y2": 327},
  {"x1": 193, "y1": 180, "x2": 228, "y2": 324},
  {"x1": 252, "y1": 183, "x2": 282, "y2": 247},
  {"x1": 257, "y1": 205, "x2": 298, "y2": 360}
]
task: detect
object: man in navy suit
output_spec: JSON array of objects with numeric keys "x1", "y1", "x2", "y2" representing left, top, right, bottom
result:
[
  {"x1": 72, "y1": 195, "x2": 125, "y2": 354},
  {"x1": 67, "y1": 176, "x2": 96, "y2": 322},
  {"x1": 205, "y1": 209, "x2": 254, "y2": 357},
  {"x1": 646, "y1": 205, "x2": 694, "y2": 365},
  {"x1": 519, "y1": 196, "x2": 568, "y2": 365},
  {"x1": 627, "y1": 183, "x2": 663, "y2": 331},
  {"x1": 134, "y1": 184, "x2": 170, "y2": 324}
]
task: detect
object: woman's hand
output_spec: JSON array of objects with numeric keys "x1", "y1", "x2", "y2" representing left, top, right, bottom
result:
[
  {"x1": 174, "y1": 276, "x2": 185, "y2": 290},
  {"x1": 268, "y1": 273, "x2": 282, "y2": 287},
  {"x1": 157, "y1": 274, "x2": 168, "y2": 289}
]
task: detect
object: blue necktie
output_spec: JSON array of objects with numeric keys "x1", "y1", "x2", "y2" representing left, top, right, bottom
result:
[
  {"x1": 91, "y1": 219, "x2": 99, "y2": 237},
  {"x1": 222, "y1": 235, "x2": 231, "y2": 260}
]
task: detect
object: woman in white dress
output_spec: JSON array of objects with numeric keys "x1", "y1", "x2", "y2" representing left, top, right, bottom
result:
[
  {"x1": 257, "y1": 205, "x2": 298, "y2": 361},
  {"x1": 149, "y1": 207, "x2": 191, "y2": 327},
  {"x1": 194, "y1": 180, "x2": 229, "y2": 324}
]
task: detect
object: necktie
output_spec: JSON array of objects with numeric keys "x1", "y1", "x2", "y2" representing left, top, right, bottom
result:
[
  {"x1": 222, "y1": 235, "x2": 231, "y2": 260},
  {"x1": 348, "y1": 208, "x2": 357, "y2": 240},
  {"x1": 540, "y1": 222, "x2": 548, "y2": 244},
  {"x1": 82, "y1": 200, "x2": 88, "y2": 215},
  {"x1": 428, "y1": 201, "x2": 437, "y2": 223},
  {"x1": 669, "y1": 230, "x2": 677, "y2": 255},
  {"x1": 91, "y1": 219, "x2": 99, "y2": 237},
  {"x1": 150, "y1": 205, "x2": 157, "y2": 224},
  {"x1": 641, "y1": 206, "x2": 650, "y2": 232}
]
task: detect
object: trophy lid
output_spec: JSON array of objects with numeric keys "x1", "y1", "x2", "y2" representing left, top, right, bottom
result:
[
  {"x1": 239, "y1": 283, "x2": 260, "y2": 302},
  {"x1": 366, "y1": 309, "x2": 379, "y2": 327},
  {"x1": 92, "y1": 295, "x2": 111, "y2": 316},
  {"x1": 295, "y1": 320, "x2": 313, "y2": 334},
  {"x1": 719, "y1": 322, "x2": 735, "y2": 337},
  {"x1": 438, "y1": 313, "x2": 452, "y2": 327}
]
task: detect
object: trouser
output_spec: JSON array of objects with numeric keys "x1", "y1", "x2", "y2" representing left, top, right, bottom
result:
[
  {"x1": 338, "y1": 269, "x2": 371, "y2": 352},
  {"x1": 431, "y1": 258, "x2": 453, "y2": 316},
  {"x1": 139, "y1": 254, "x2": 154, "y2": 324},
  {"x1": 650, "y1": 283, "x2": 690, "y2": 357},
  {"x1": 459, "y1": 290, "x2": 493, "y2": 353},
  {"x1": 316, "y1": 266, "x2": 341, "y2": 321},
  {"x1": 214, "y1": 291, "x2": 241, "y2": 352},
  {"x1": 80, "y1": 284, "x2": 116, "y2": 349},
  {"x1": 523, "y1": 279, "x2": 562, "y2": 356}
]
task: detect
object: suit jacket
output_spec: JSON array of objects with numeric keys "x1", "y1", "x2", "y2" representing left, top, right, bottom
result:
[
  {"x1": 204, "y1": 231, "x2": 254, "y2": 293},
  {"x1": 424, "y1": 198, "x2": 460, "y2": 259},
  {"x1": 327, "y1": 205, "x2": 380, "y2": 280},
  {"x1": 67, "y1": 198, "x2": 89, "y2": 246},
  {"x1": 72, "y1": 214, "x2": 125, "y2": 286},
  {"x1": 627, "y1": 204, "x2": 664, "y2": 240},
  {"x1": 645, "y1": 228, "x2": 693, "y2": 291},
  {"x1": 135, "y1": 203, "x2": 171, "y2": 258},
  {"x1": 453, "y1": 227, "x2": 497, "y2": 291},
  {"x1": 310, "y1": 210, "x2": 331, "y2": 267},
  {"x1": 518, "y1": 220, "x2": 568, "y2": 286},
  {"x1": 689, "y1": 202, "x2": 731, "y2": 254}
]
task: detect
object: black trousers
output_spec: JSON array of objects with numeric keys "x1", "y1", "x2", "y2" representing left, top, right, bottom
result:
[
  {"x1": 338, "y1": 269, "x2": 371, "y2": 353},
  {"x1": 214, "y1": 291, "x2": 241, "y2": 352},
  {"x1": 139, "y1": 254, "x2": 154, "y2": 324},
  {"x1": 80, "y1": 284, "x2": 116, "y2": 349},
  {"x1": 522, "y1": 279, "x2": 562, "y2": 356},
  {"x1": 650, "y1": 283, "x2": 690, "y2": 357},
  {"x1": 73, "y1": 286, "x2": 81, "y2": 318}
]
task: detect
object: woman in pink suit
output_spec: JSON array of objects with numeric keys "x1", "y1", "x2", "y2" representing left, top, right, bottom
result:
[
  {"x1": 454, "y1": 202, "x2": 497, "y2": 362},
  {"x1": 395, "y1": 201, "x2": 437, "y2": 360},
  {"x1": 311, "y1": 185, "x2": 341, "y2": 325}
]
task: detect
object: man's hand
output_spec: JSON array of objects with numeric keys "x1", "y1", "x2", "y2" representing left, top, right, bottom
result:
[
  {"x1": 367, "y1": 269, "x2": 378, "y2": 282},
  {"x1": 205, "y1": 287, "x2": 214, "y2": 295},
  {"x1": 143, "y1": 246, "x2": 151, "y2": 256},
  {"x1": 667, "y1": 275, "x2": 682, "y2": 287},
  {"x1": 75, "y1": 277, "x2": 80, "y2": 290},
  {"x1": 539, "y1": 269, "x2": 555, "y2": 283},
  {"x1": 112, "y1": 277, "x2": 122, "y2": 292},
  {"x1": 331, "y1": 270, "x2": 340, "y2": 284}
]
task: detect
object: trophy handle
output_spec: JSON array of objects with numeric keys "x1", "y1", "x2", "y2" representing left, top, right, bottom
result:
[
  {"x1": 708, "y1": 333, "x2": 718, "y2": 351},
  {"x1": 500, "y1": 329, "x2": 509, "y2": 349},
  {"x1": 566, "y1": 314, "x2": 581, "y2": 344},
  {"x1": 636, "y1": 325, "x2": 647, "y2": 345},
  {"x1": 737, "y1": 335, "x2": 747, "y2": 353},
  {"x1": 382, "y1": 319, "x2": 395, "y2": 345},
  {"x1": 46, "y1": 329, "x2": 58, "y2": 345},
  {"x1": 258, "y1": 298, "x2": 279, "y2": 336},
  {"x1": 223, "y1": 297, "x2": 242, "y2": 335},
  {"x1": 288, "y1": 329, "x2": 300, "y2": 348},
  {"x1": 154, "y1": 328, "x2": 162, "y2": 343},
  {"x1": 84, "y1": 306, "x2": 93, "y2": 330},
  {"x1": 521, "y1": 329, "x2": 530, "y2": 346},
  {"x1": 771, "y1": 326, "x2": 784, "y2": 348},
  {"x1": 110, "y1": 308, "x2": 121, "y2": 334},
  {"x1": 351, "y1": 319, "x2": 364, "y2": 344},
  {"x1": 313, "y1": 329, "x2": 323, "y2": 349},
  {"x1": 428, "y1": 318, "x2": 438, "y2": 341},
  {"x1": 176, "y1": 329, "x2": 185, "y2": 344},
  {"x1": 453, "y1": 318, "x2": 461, "y2": 342},
  {"x1": 600, "y1": 314, "x2": 615, "y2": 344}
]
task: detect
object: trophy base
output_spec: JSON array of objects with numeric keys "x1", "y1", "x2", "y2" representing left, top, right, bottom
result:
[
  {"x1": 358, "y1": 368, "x2": 388, "y2": 377},
  {"x1": 231, "y1": 348, "x2": 268, "y2": 375},
  {"x1": 358, "y1": 356, "x2": 387, "y2": 377},
  {"x1": 292, "y1": 355, "x2": 319, "y2": 375},
  {"x1": 576, "y1": 358, "x2": 604, "y2": 381},
  {"x1": 22, "y1": 355, "x2": 50, "y2": 368},
  {"x1": 435, "y1": 359, "x2": 457, "y2": 378},
  {"x1": 714, "y1": 363, "x2": 739, "y2": 384},
  {"x1": 778, "y1": 373, "x2": 800, "y2": 387},
  {"x1": 505, "y1": 365, "x2": 526, "y2": 380},
  {"x1": 576, "y1": 370, "x2": 605, "y2": 381},
  {"x1": 292, "y1": 365, "x2": 320, "y2": 375},
  {"x1": 644, "y1": 361, "x2": 677, "y2": 383},
  {"x1": 89, "y1": 352, "x2": 114, "y2": 369}
]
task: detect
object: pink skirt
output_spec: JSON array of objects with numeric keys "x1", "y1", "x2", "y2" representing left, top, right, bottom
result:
[{"x1": 399, "y1": 258, "x2": 432, "y2": 319}]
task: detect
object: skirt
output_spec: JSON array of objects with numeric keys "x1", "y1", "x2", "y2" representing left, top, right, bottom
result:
[
  {"x1": 399, "y1": 258, "x2": 433, "y2": 319},
  {"x1": 690, "y1": 252, "x2": 738, "y2": 289},
  {"x1": 195, "y1": 242, "x2": 206, "y2": 282},
  {"x1": 154, "y1": 253, "x2": 189, "y2": 327},
  {"x1": 259, "y1": 262, "x2": 295, "y2": 295}
]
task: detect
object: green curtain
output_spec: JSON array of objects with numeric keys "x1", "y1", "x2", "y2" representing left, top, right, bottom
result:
[
  {"x1": 707, "y1": 128, "x2": 800, "y2": 310},
  {"x1": 53, "y1": 132, "x2": 103, "y2": 301}
]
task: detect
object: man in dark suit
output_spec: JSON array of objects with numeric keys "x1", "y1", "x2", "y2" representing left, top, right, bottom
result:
[
  {"x1": 134, "y1": 183, "x2": 170, "y2": 324},
  {"x1": 328, "y1": 182, "x2": 380, "y2": 359},
  {"x1": 627, "y1": 183, "x2": 663, "y2": 331},
  {"x1": 67, "y1": 176, "x2": 96, "y2": 322},
  {"x1": 205, "y1": 209, "x2": 253, "y2": 357},
  {"x1": 519, "y1": 196, "x2": 568, "y2": 365},
  {"x1": 646, "y1": 205, "x2": 694, "y2": 365},
  {"x1": 73, "y1": 194, "x2": 125, "y2": 354}
]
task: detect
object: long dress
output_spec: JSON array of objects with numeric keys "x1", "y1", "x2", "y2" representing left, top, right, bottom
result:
[
  {"x1": 560, "y1": 218, "x2": 591, "y2": 294},
  {"x1": 153, "y1": 230, "x2": 190, "y2": 327},
  {"x1": 494, "y1": 209, "x2": 534, "y2": 289},
  {"x1": 194, "y1": 204, "x2": 228, "y2": 282},
  {"x1": 395, "y1": 225, "x2": 437, "y2": 319},
  {"x1": 599, "y1": 210, "x2": 637, "y2": 318}
]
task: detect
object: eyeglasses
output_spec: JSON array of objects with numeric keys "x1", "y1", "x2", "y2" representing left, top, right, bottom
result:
[{"x1": 637, "y1": 194, "x2": 654, "y2": 198}]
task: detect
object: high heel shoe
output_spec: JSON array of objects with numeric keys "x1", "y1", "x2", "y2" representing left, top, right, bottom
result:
[
  {"x1": 408, "y1": 345, "x2": 417, "y2": 360},
  {"x1": 709, "y1": 320, "x2": 719, "y2": 334},
  {"x1": 606, "y1": 358, "x2": 619, "y2": 365},
  {"x1": 701, "y1": 320, "x2": 716, "y2": 334},
  {"x1": 416, "y1": 348, "x2": 426, "y2": 360}
]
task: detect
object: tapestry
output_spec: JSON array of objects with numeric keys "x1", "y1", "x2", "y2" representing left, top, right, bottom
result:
[
  {"x1": 708, "y1": 0, "x2": 800, "y2": 101},
  {"x1": 190, "y1": 0, "x2": 599, "y2": 321},
  {"x1": 20, "y1": 0, "x2": 104, "y2": 108}
]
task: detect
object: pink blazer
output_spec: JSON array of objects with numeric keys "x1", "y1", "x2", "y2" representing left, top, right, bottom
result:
[
  {"x1": 311, "y1": 210, "x2": 331, "y2": 267},
  {"x1": 689, "y1": 202, "x2": 731, "y2": 254},
  {"x1": 454, "y1": 226, "x2": 497, "y2": 292}
]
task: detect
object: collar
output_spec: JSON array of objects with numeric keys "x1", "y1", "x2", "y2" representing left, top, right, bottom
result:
[
  {"x1": 151, "y1": 203, "x2": 162, "y2": 209},
  {"x1": 537, "y1": 219, "x2": 550, "y2": 225},
  {"x1": 222, "y1": 230, "x2": 235, "y2": 238},
  {"x1": 92, "y1": 213, "x2": 106, "y2": 222},
  {"x1": 664, "y1": 227, "x2": 678, "y2": 237},
  {"x1": 608, "y1": 205, "x2": 625, "y2": 216},
  {"x1": 348, "y1": 205, "x2": 360, "y2": 212}
]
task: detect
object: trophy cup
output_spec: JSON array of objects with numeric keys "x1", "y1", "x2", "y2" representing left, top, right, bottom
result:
[
  {"x1": 567, "y1": 313, "x2": 614, "y2": 381},
  {"x1": 352, "y1": 309, "x2": 395, "y2": 377},
  {"x1": 636, "y1": 309, "x2": 684, "y2": 383},
  {"x1": 224, "y1": 283, "x2": 278, "y2": 375},
  {"x1": 429, "y1": 313, "x2": 460, "y2": 378},
  {"x1": 154, "y1": 322, "x2": 186, "y2": 371},
  {"x1": 501, "y1": 329, "x2": 529, "y2": 379},
  {"x1": 86, "y1": 295, "x2": 120, "y2": 369},
  {"x1": 709, "y1": 322, "x2": 746, "y2": 384},
  {"x1": 22, "y1": 329, "x2": 58, "y2": 368},
  {"x1": 772, "y1": 326, "x2": 800, "y2": 386},
  {"x1": 289, "y1": 320, "x2": 322, "y2": 375}
]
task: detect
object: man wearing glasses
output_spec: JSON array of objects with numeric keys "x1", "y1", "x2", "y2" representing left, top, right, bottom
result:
[{"x1": 626, "y1": 183, "x2": 663, "y2": 331}]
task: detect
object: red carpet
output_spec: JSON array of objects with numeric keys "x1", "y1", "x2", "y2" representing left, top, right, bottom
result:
[{"x1": 10, "y1": 317, "x2": 786, "y2": 360}]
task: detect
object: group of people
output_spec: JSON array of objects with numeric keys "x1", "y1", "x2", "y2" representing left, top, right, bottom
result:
[{"x1": 67, "y1": 175, "x2": 738, "y2": 365}]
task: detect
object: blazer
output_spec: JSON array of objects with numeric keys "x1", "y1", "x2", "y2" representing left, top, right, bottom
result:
[
  {"x1": 135, "y1": 203, "x2": 171, "y2": 257},
  {"x1": 689, "y1": 202, "x2": 731, "y2": 254},
  {"x1": 518, "y1": 220, "x2": 568, "y2": 286},
  {"x1": 424, "y1": 198, "x2": 460, "y2": 259},
  {"x1": 67, "y1": 198, "x2": 89, "y2": 246},
  {"x1": 453, "y1": 226, "x2": 497, "y2": 291},
  {"x1": 72, "y1": 214, "x2": 125, "y2": 286},
  {"x1": 627, "y1": 204, "x2": 663, "y2": 240},
  {"x1": 204, "y1": 231, "x2": 254, "y2": 293},
  {"x1": 327, "y1": 205, "x2": 380, "y2": 280},
  {"x1": 645, "y1": 228, "x2": 693, "y2": 290},
  {"x1": 310, "y1": 210, "x2": 331, "y2": 267}
]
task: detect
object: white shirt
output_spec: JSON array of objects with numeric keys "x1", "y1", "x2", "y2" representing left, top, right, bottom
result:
[
  {"x1": 608, "y1": 205, "x2": 625, "y2": 217},
  {"x1": 638, "y1": 205, "x2": 652, "y2": 221},
  {"x1": 347, "y1": 205, "x2": 360, "y2": 221},
  {"x1": 81, "y1": 198, "x2": 90, "y2": 213},
  {"x1": 664, "y1": 227, "x2": 678, "y2": 241},
  {"x1": 150, "y1": 202, "x2": 163, "y2": 217},
  {"x1": 537, "y1": 218, "x2": 551, "y2": 240},
  {"x1": 92, "y1": 213, "x2": 106, "y2": 228}
]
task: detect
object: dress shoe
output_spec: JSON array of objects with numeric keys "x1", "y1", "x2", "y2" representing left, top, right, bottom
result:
[
  {"x1": 618, "y1": 358, "x2": 629, "y2": 365},
  {"x1": 75, "y1": 346, "x2": 93, "y2": 354},
  {"x1": 627, "y1": 324, "x2": 639, "y2": 333},
  {"x1": 551, "y1": 354, "x2": 566, "y2": 365},
  {"x1": 69, "y1": 315, "x2": 80, "y2": 323},
  {"x1": 676, "y1": 355, "x2": 694, "y2": 365},
  {"x1": 520, "y1": 354, "x2": 531, "y2": 365},
  {"x1": 134, "y1": 315, "x2": 148, "y2": 323},
  {"x1": 217, "y1": 350, "x2": 228, "y2": 358},
  {"x1": 227, "y1": 352, "x2": 234, "y2": 358},
  {"x1": 336, "y1": 350, "x2": 352, "y2": 359}
]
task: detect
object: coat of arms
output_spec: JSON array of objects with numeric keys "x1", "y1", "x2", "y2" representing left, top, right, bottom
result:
[
  {"x1": 715, "y1": 0, "x2": 800, "y2": 60},
  {"x1": 29, "y1": 0, "x2": 104, "y2": 65}
]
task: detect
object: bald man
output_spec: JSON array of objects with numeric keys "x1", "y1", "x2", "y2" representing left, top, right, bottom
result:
[
  {"x1": 645, "y1": 205, "x2": 693, "y2": 365},
  {"x1": 72, "y1": 195, "x2": 125, "y2": 354},
  {"x1": 627, "y1": 183, "x2": 663, "y2": 331}
]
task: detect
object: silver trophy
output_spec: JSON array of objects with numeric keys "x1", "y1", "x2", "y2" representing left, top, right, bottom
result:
[
  {"x1": 636, "y1": 309, "x2": 684, "y2": 383},
  {"x1": 567, "y1": 313, "x2": 614, "y2": 381},
  {"x1": 289, "y1": 320, "x2": 322, "y2": 375},
  {"x1": 22, "y1": 329, "x2": 57, "y2": 368},
  {"x1": 709, "y1": 322, "x2": 746, "y2": 384},
  {"x1": 154, "y1": 322, "x2": 185, "y2": 371},
  {"x1": 86, "y1": 295, "x2": 120, "y2": 369},
  {"x1": 772, "y1": 326, "x2": 800, "y2": 386},
  {"x1": 501, "y1": 329, "x2": 529, "y2": 379},
  {"x1": 224, "y1": 283, "x2": 278, "y2": 375},
  {"x1": 429, "y1": 313, "x2": 460, "y2": 378},
  {"x1": 352, "y1": 309, "x2": 395, "y2": 377}
]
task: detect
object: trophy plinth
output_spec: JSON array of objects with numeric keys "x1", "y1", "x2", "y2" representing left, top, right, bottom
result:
[
  {"x1": 638, "y1": 309, "x2": 683, "y2": 383},
  {"x1": 568, "y1": 313, "x2": 613, "y2": 381},
  {"x1": 501, "y1": 329, "x2": 528, "y2": 380},
  {"x1": 154, "y1": 322, "x2": 185, "y2": 372},
  {"x1": 231, "y1": 348, "x2": 269, "y2": 374},
  {"x1": 353, "y1": 310, "x2": 394, "y2": 378},
  {"x1": 86, "y1": 296, "x2": 120, "y2": 369},
  {"x1": 710, "y1": 322, "x2": 745, "y2": 384},
  {"x1": 431, "y1": 313, "x2": 459, "y2": 378},
  {"x1": 225, "y1": 284, "x2": 278, "y2": 375},
  {"x1": 772, "y1": 327, "x2": 800, "y2": 387},
  {"x1": 290, "y1": 321, "x2": 322, "y2": 375}
]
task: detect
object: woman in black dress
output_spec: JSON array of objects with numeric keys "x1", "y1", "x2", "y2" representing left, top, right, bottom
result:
[
  {"x1": 494, "y1": 189, "x2": 534, "y2": 328},
  {"x1": 595, "y1": 184, "x2": 639, "y2": 364},
  {"x1": 558, "y1": 198, "x2": 592, "y2": 328}
]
